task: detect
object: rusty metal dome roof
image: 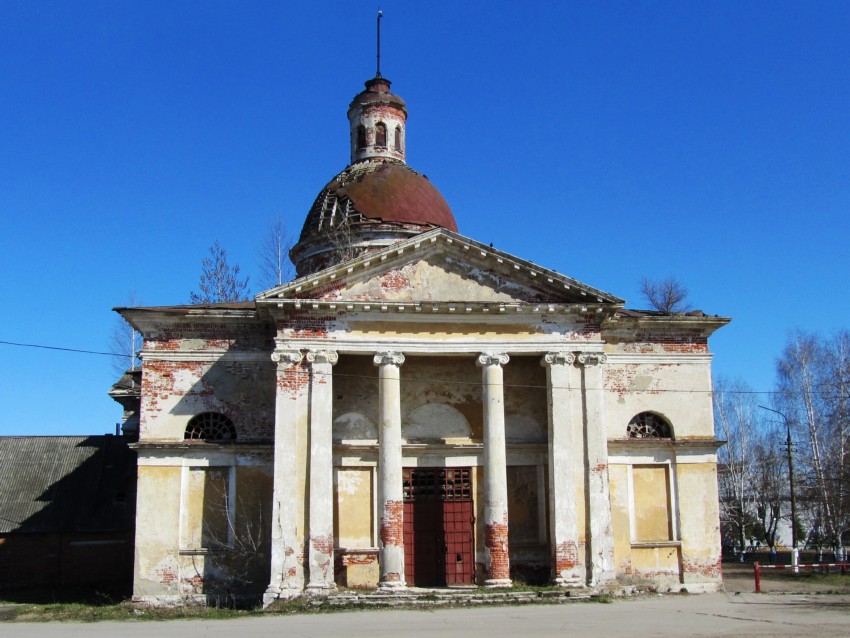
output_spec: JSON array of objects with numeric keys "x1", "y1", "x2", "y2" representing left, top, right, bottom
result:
[{"x1": 297, "y1": 158, "x2": 458, "y2": 241}]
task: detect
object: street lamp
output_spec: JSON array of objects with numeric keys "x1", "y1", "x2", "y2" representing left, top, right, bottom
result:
[{"x1": 759, "y1": 405, "x2": 799, "y2": 569}]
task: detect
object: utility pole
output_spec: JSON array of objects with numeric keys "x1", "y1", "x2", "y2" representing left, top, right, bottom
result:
[{"x1": 759, "y1": 405, "x2": 799, "y2": 568}]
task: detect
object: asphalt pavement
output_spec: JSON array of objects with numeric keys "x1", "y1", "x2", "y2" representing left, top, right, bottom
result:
[{"x1": 3, "y1": 592, "x2": 850, "y2": 638}]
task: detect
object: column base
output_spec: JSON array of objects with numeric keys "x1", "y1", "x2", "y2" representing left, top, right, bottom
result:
[
  {"x1": 306, "y1": 582, "x2": 337, "y2": 594},
  {"x1": 262, "y1": 586, "x2": 302, "y2": 608},
  {"x1": 483, "y1": 578, "x2": 513, "y2": 588},
  {"x1": 552, "y1": 576, "x2": 585, "y2": 588},
  {"x1": 378, "y1": 580, "x2": 407, "y2": 590}
]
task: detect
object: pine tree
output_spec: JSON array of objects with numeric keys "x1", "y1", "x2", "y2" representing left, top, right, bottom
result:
[{"x1": 190, "y1": 241, "x2": 250, "y2": 304}]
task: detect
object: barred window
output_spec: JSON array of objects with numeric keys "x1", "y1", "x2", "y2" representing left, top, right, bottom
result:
[
  {"x1": 184, "y1": 412, "x2": 237, "y2": 441},
  {"x1": 626, "y1": 412, "x2": 672, "y2": 439}
]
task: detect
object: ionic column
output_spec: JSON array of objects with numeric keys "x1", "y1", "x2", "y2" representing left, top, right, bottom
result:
[
  {"x1": 578, "y1": 352, "x2": 615, "y2": 586},
  {"x1": 374, "y1": 351, "x2": 406, "y2": 589},
  {"x1": 477, "y1": 352, "x2": 512, "y2": 587},
  {"x1": 541, "y1": 352, "x2": 582, "y2": 586},
  {"x1": 264, "y1": 347, "x2": 305, "y2": 606},
  {"x1": 306, "y1": 349, "x2": 339, "y2": 591}
]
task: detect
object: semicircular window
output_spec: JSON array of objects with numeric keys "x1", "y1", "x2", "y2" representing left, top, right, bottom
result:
[
  {"x1": 626, "y1": 412, "x2": 672, "y2": 439},
  {"x1": 184, "y1": 412, "x2": 237, "y2": 441}
]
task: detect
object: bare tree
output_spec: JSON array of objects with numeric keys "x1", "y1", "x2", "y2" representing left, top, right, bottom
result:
[
  {"x1": 258, "y1": 215, "x2": 294, "y2": 289},
  {"x1": 775, "y1": 329, "x2": 850, "y2": 555},
  {"x1": 110, "y1": 291, "x2": 142, "y2": 375},
  {"x1": 640, "y1": 276, "x2": 692, "y2": 314},
  {"x1": 750, "y1": 425, "x2": 787, "y2": 550},
  {"x1": 190, "y1": 241, "x2": 250, "y2": 304},
  {"x1": 715, "y1": 376, "x2": 761, "y2": 556}
]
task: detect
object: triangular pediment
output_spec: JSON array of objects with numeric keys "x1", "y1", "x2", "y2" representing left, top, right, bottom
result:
[{"x1": 256, "y1": 229, "x2": 623, "y2": 306}]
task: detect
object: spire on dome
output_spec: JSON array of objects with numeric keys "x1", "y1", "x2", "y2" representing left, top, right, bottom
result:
[{"x1": 376, "y1": 9, "x2": 383, "y2": 78}]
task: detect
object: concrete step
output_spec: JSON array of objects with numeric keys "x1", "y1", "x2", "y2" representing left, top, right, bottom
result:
[{"x1": 317, "y1": 588, "x2": 592, "y2": 608}]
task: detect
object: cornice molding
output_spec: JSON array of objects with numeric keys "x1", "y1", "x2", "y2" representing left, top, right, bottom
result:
[{"x1": 140, "y1": 350, "x2": 269, "y2": 363}]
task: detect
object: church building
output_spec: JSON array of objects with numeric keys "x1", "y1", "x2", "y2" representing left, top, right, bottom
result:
[{"x1": 118, "y1": 70, "x2": 729, "y2": 605}]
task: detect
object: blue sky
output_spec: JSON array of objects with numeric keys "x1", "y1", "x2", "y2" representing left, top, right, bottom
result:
[{"x1": 1, "y1": 1, "x2": 848, "y2": 436}]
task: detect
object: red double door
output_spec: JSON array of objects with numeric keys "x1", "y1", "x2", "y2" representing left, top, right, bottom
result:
[{"x1": 403, "y1": 467, "x2": 475, "y2": 586}]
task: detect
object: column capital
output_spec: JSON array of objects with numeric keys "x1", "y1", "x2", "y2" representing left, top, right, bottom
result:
[
  {"x1": 577, "y1": 352, "x2": 607, "y2": 367},
  {"x1": 272, "y1": 350, "x2": 303, "y2": 365},
  {"x1": 477, "y1": 352, "x2": 510, "y2": 368},
  {"x1": 541, "y1": 352, "x2": 576, "y2": 367},
  {"x1": 306, "y1": 349, "x2": 339, "y2": 365},
  {"x1": 374, "y1": 351, "x2": 405, "y2": 367}
]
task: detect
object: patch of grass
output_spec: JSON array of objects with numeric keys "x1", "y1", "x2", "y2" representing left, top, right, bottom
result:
[{"x1": 1, "y1": 601, "x2": 257, "y2": 623}]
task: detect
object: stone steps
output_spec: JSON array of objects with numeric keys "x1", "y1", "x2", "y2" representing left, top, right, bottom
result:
[{"x1": 312, "y1": 588, "x2": 593, "y2": 608}]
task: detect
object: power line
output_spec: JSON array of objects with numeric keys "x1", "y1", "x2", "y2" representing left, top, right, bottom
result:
[
  {"x1": 2, "y1": 338, "x2": 846, "y2": 399},
  {"x1": 0, "y1": 339, "x2": 131, "y2": 358}
]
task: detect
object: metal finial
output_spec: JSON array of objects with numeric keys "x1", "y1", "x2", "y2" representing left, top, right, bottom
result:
[{"x1": 376, "y1": 9, "x2": 383, "y2": 78}]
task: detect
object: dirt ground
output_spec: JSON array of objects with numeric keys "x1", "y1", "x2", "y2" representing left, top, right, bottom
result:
[{"x1": 722, "y1": 560, "x2": 850, "y2": 594}]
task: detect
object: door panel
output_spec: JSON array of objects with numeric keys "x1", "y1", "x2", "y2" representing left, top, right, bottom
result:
[{"x1": 403, "y1": 468, "x2": 475, "y2": 587}]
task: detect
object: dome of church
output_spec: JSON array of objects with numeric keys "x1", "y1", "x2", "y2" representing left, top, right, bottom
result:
[
  {"x1": 297, "y1": 158, "x2": 457, "y2": 239},
  {"x1": 290, "y1": 76, "x2": 458, "y2": 277}
]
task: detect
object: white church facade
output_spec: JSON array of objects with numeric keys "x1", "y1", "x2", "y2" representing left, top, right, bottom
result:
[{"x1": 118, "y1": 72, "x2": 729, "y2": 605}]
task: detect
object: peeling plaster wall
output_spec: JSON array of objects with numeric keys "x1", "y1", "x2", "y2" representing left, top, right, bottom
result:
[
  {"x1": 332, "y1": 256, "x2": 555, "y2": 303},
  {"x1": 135, "y1": 320, "x2": 276, "y2": 602},
  {"x1": 677, "y1": 463, "x2": 722, "y2": 587},
  {"x1": 133, "y1": 465, "x2": 181, "y2": 600},
  {"x1": 603, "y1": 359, "x2": 714, "y2": 440},
  {"x1": 140, "y1": 356, "x2": 275, "y2": 441}
]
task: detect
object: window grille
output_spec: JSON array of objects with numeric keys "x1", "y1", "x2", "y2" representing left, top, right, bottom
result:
[
  {"x1": 626, "y1": 412, "x2": 672, "y2": 439},
  {"x1": 184, "y1": 412, "x2": 237, "y2": 441}
]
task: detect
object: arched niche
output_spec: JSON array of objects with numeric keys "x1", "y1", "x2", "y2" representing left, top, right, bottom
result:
[
  {"x1": 403, "y1": 403, "x2": 472, "y2": 442},
  {"x1": 505, "y1": 413, "x2": 546, "y2": 443},
  {"x1": 333, "y1": 412, "x2": 378, "y2": 442}
]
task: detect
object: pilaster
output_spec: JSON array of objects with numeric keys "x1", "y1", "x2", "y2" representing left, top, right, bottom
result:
[
  {"x1": 306, "y1": 349, "x2": 339, "y2": 591},
  {"x1": 578, "y1": 351, "x2": 615, "y2": 586},
  {"x1": 541, "y1": 352, "x2": 582, "y2": 586},
  {"x1": 265, "y1": 347, "x2": 306, "y2": 606}
]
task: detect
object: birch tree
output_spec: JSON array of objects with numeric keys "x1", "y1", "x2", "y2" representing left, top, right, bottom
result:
[
  {"x1": 258, "y1": 215, "x2": 294, "y2": 289},
  {"x1": 714, "y1": 376, "x2": 760, "y2": 555},
  {"x1": 775, "y1": 330, "x2": 850, "y2": 554},
  {"x1": 110, "y1": 291, "x2": 142, "y2": 374}
]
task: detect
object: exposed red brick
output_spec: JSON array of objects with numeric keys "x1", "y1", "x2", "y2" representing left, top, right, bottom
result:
[
  {"x1": 554, "y1": 540, "x2": 579, "y2": 573},
  {"x1": 485, "y1": 521, "x2": 510, "y2": 581},
  {"x1": 682, "y1": 556, "x2": 722, "y2": 578},
  {"x1": 380, "y1": 500, "x2": 404, "y2": 547},
  {"x1": 311, "y1": 534, "x2": 334, "y2": 556}
]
